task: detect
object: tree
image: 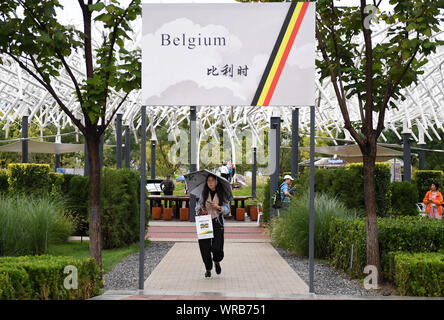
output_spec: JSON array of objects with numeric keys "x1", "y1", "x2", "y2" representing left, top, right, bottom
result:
[
  {"x1": 315, "y1": 0, "x2": 443, "y2": 278},
  {"x1": 0, "y1": 0, "x2": 141, "y2": 269}
]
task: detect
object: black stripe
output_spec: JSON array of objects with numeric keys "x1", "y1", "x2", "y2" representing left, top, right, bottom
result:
[{"x1": 251, "y1": 3, "x2": 296, "y2": 106}]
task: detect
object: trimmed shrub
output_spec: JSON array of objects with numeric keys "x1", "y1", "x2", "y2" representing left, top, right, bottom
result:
[
  {"x1": 328, "y1": 216, "x2": 444, "y2": 278},
  {"x1": 48, "y1": 172, "x2": 64, "y2": 198},
  {"x1": 7, "y1": 164, "x2": 51, "y2": 196},
  {"x1": 387, "y1": 252, "x2": 444, "y2": 297},
  {"x1": 272, "y1": 192, "x2": 353, "y2": 258},
  {"x1": 62, "y1": 169, "x2": 145, "y2": 248},
  {"x1": 328, "y1": 218, "x2": 367, "y2": 278},
  {"x1": 414, "y1": 170, "x2": 444, "y2": 203},
  {"x1": 101, "y1": 168, "x2": 140, "y2": 249},
  {"x1": 60, "y1": 174, "x2": 77, "y2": 196},
  {"x1": 0, "y1": 169, "x2": 8, "y2": 194},
  {"x1": 65, "y1": 175, "x2": 89, "y2": 236},
  {"x1": 314, "y1": 163, "x2": 391, "y2": 217},
  {"x1": 0, "y1": 255, "x2": 102, "y2": 300},
  {"x1": 0, "y1": 264, "x2": 32, "y2": 299},
  {"x1": 389, "y1": 181, "x2": 419, "y2": 216},
  {"x1": 0, "y1": 195, "x2": 74, "y2": 256},
  {"x1": 316, "y1": 166, "x2": 364, "y2": 213}
]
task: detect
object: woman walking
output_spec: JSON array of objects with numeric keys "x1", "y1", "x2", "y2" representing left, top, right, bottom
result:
[
  {"x1": 423, "y1": 181, "x2": 443, "y2": 220},
  {"x1": 196, "y1": 174, "x2": 231, "y2": 278}
]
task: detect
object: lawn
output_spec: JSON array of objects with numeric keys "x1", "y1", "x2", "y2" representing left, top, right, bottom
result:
[{"x1": 47, "y1": 240, "x2": 149, "y2": 274}]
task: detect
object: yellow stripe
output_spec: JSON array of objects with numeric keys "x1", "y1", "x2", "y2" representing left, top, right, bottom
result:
[{"x1": 257, "y1": 2, "x2": 304, "y2": 106}]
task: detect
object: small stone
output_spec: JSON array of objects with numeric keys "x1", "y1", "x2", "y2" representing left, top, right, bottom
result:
[{"x1": 104, "y1": 242, "x2": 174, "y2": 290}]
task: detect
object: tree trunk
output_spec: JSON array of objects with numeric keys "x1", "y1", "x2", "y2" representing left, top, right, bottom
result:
[
  {"x1": 87, "y1": 133, "x2": 102, "y2": 271},
  {"x1": 362, "y1": 141, "x2": 382, "y2": 282}
]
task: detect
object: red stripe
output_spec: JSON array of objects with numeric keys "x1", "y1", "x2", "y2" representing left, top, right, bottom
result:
[{"x1": 263, "y1": 2, "x2": 309, "y2": 106}]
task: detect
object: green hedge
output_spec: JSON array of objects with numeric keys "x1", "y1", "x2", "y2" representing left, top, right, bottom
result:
[
  {"x1": 314, "y1": 163, "x2": 391, "y2": 217},
  {"x1": 65, "y1": 175, "x2": 89, "y2": 237},
  {"x1": 0, "y1": 169, "x2": 7, "y2": 194},
  {"x1": 389, "y1": 181, "x2": 419, "y2": 216},
  {"x1": 7, "y1": 164, "x2": 51, "y2": 196},
  {"x1": 387, "y1": 252, "x2": 444, "y2": 297},
  {"x1": 328, "y1": 216, "x2": 444, "y2": 278},
  {"x1": 414, "y1": 170, "x2": 444, "y2": 203},
  {"x1": 63, "y1": 169, "x2": 143, "y2": 249},
  {"x1": 0, "y1": 255, "x2": 102, "y2": 300},
  {"x1": 0, "y1": 264, "x2": 31, "y2": 299},
  {"x1": 101, "y1": 168, "x2": 140, "y2": 249},
  {"x1": 48, "y1": 172, "x2": 64, "y2": 197},
  {"x1": 5, "y1": 164, "x2": 67, "y2": 198},
  {"x1": 60, "y1": 174, "x2": 77, "y2": 196}
]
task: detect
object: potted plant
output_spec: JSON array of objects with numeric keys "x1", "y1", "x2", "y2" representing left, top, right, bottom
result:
[
  {"x1": 248, "y1": 200, "x2": 259, "y2": 221},
  {"x1": 152, "y1": 204, "x2": 162, "y2": 220}
]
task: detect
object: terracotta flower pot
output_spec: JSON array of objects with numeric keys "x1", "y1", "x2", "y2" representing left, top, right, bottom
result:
[
  {"x1": 180, "y1": 208, "x2": 189, "y2": 221},
  {"x1": 152, "y1": 207, "x2": 162, "y2": 220},
  {"x1": 236, "y1": 208, "x2": 245, "y2": 221},
  {"x1": 249, "y1": 207, "x2": 258, "y2": 221},
  {"x1": 246, "y1": 205, "x2": 254, "y2": 216},
  {"x1": 163, "y1": 208, "x2": 173, "y2": 220}
]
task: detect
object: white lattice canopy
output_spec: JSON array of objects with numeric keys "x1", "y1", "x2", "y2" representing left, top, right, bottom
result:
[{"x1": 0, "y1": 7, "x2": 443, "y2": 150}]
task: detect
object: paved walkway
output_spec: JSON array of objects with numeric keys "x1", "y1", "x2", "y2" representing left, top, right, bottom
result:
[
  {"x1": 92, "y1": 221, "x2": 444, "y2": 300},
  {"x1": 94, "y1": 220, "x2": 311, "y2": 300},
  {"x1": 143, "y1": 242, "x2": 308, "y2": 295},
  {"x1": 147, "y1": 220, "x2": 270, "y2": 242}
]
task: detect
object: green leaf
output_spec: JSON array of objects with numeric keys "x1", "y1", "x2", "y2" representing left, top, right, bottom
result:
[
  {"x1": 39, "y1": 33, "x2": 52, "y2": 43},
  {"x1": 401, "y1": 50, "x2": 411, "y2": 60},
  {"x1": 95, "y1": 13, "x2": 113, "y2": 25},
  {"x1": 115, "y1": 38, "x2": 124, "y2": 48},
  {"x1": 89, "y1": 2, "x2": 105, "y2": 12}
]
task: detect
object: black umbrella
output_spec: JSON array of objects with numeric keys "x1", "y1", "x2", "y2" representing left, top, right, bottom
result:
[{"x1": 184, "y1": 169, "x2": 233, "y2": 202}]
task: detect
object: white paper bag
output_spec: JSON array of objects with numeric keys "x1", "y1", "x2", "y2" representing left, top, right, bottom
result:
[{"x1": 195, "y1": 214, "x2": 214, "y2": 240}]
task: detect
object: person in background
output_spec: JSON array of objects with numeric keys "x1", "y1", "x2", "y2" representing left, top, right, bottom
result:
[
  {"x1": 220, "y1": 162, "x2": 229, "y2": 181},
  {"x1": 423, "y1": 181, "x2": 443, "y2": 220},
  {"x1": 196, "y1": 174, "x2": 231, "y2": 278},
  {"x1": 280, "y1": 174, "x2": 296, "y2": 210},
  {"x1": 160, "y1": 174, "x2": 175, "y2": 208},
  {"x1": 227, "y1": 160, "x2": 235, "y2": 182}
]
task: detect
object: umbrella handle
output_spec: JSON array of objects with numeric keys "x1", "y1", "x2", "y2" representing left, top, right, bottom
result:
[{"x1": 198, "y1": 207, "x2": 208, "y2": 216}]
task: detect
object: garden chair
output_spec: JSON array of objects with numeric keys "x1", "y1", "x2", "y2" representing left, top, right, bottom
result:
[
  {"x1": 416, "y1": 203, "x2": 426, "y2": 217},
  {"x1": 256, "y1": 202, "x2": 263, "y2": 226}
]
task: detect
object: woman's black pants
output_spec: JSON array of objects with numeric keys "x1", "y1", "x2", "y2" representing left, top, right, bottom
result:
[{"x1": 198, "y1": 218, "x2": 224, "y2": 271}]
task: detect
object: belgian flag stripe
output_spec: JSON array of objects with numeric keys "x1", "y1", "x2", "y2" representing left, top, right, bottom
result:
[
  {"x1": 251, "y1": 3, "x2": 296, "y2": 106},
  {"x1": 252, "y1": 2, "x2": 309, "y2": 106}
]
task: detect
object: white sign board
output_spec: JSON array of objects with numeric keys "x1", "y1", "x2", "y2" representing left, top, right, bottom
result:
[
  {"x1": 142, "y1": 2, "x2": 315, "y2": 106},
  {"x1": 146, "y1": 183, "x2": 162, "y2": 193},
  {"x1": 390, "y1": 160, "x2": 402, "y2": 182}
]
